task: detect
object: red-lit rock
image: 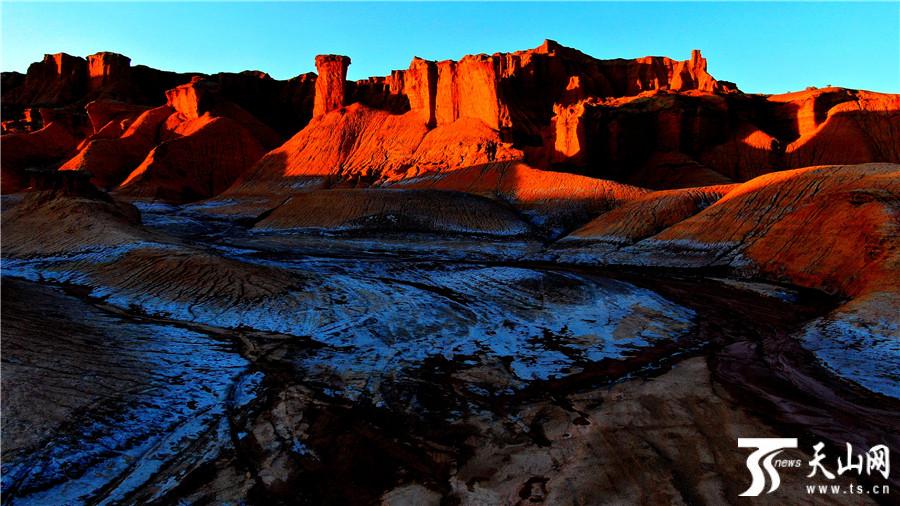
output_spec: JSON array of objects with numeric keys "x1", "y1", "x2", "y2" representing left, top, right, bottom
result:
[
  {"x1": 165, "y1": 76, "x2": 213, "y2": 119},
  {"x1": 313, "y1": 55, "x2": 351, "y2": 117},
  {"x1": 585, "y1": 163, "x2": 900, "y2": 298},
  {"x1": 5, "y1": 41, "x2": 899, "y2": 204},
  {"x1": 60, "y1": 105, "x2": 174, "y2": 189},
  {"x1": 164, "y1": 77, "x2": 281, "y2": 147},
  {"x1": 229, "y1": 104, "x2": 521, "y2": 195},
  {"x1": 85, "y1": 99, "x2": 148, "y2": 133},
  {"x1": 117, "y1": 115, "x2": 267, "y2": 202},
  {"x1": 17, "y1": 53, "x2": 88, "y2": 105},
  {"x1": 59, "y1": 74, "x2": 283, "y2": 196},
  {"x1": 403, "y1": 57, "x2": 438, "y2": 126},
  {"x1": 86, "y1": 52, "x2": 131, "y2": 91},
  {"x1": 563, "y1": 184, "x2": 737, "y2": 246},
  {"x1": 394, "y1": 161, "x2": 648, "y2": 235},
  {"x1": 783, "y1": 90, "x2": 900, "y2": 168},
  {"x1": 551, "y1": 101, "x2": 587, "y2": 165}
]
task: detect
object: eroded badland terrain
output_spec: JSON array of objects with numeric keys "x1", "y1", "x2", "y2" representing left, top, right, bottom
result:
[{"x1": 1, "y1": 41, "x2": 898, "y2": 504}]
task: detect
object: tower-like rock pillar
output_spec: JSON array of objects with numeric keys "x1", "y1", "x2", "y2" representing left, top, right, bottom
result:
[
  {"x1": 313, "y1": 54, "x2": 351, "y2": 117},
  {"x1": 404, "y1": 57, "x2": 438, "y2": 127}
]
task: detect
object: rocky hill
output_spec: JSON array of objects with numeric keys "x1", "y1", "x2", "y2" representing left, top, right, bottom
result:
[{"x1": 5, "y1": 40, "x2": 896, "y2": 198}]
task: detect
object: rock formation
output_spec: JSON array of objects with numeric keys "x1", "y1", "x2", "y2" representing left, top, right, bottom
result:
[
  {"x1": 1, "y1": 180, "x2": 145, "y2": 256},
  {"x1": 1, "y1": 51, "x2": 190, "y2": 134},
  {"x1": 2, "y1": 51, "x2": 320, "y2": 140},
  {"x1": 87, "y1": 52, "x2": 131, "y2": 91},
  {"x1": 56, "y1": 76, "x2": 281, "y2": 198},
  {"x1": 224, "y1": 41, "x2": 896, "y2": 201},
  {"x1": 1, "y1": 121, "x2": 81, "y2": 192},
  {"x1": 228, "y1": 104, "x2": 522, "y2": 195},
  {"x1": 782, "y1": 90, "x2": 900, "y2": 169},
  {"x1": 3, "y1": 39, "x2": 899, "y2": 506},
  {"x1": 116, "y1": 115, "x2": 267, "y2": 202},
  {"x1": 3, "y1": 41, "x2": 899, "y2": 202},
  {"x1": 559, "y1": 163, "x2": 900, "y2": 401},
  {"x1": 562, "y1": 184, "x2": 737, "y2": 249},
  {"x1": 631, "y1": 164, "x2": 898, "y2": 297},
  {"x1": 560, "y1": 163, "x2": 898, "y2": 294},
  {"x1": 164, "y1": 76, "x2": 212, "y2": 119},
  {"x1": 215, "y1": 70, "x2": 317, "y2": 136},
  {"x1": 253, "y1": 189, "x2": 532, "y2": 236},
  {"x1": 393, "y1": 161, "x2": 648, "y2": 236},
  {"x1": 313, "y1": 55, "x2": 351, "y2": 117},
  {"x1": 59, "y1": 105, "x2": 174, "y2": 189},
  {"x1": 15, "y1": 53, "x2": 89, "y2": 106},
  {"x1": 373, "y1": 40, "x2": 730, "y2": 135},
  {"x1": 84, "y1": 99, "x2": 149, "y2": 134}
]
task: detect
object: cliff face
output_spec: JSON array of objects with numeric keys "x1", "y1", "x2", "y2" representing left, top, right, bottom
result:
[
  {"x1": 56, "y1": 76, "x2": 279, "y2": 201},
  {"x1": 86, "y1": 52, "x2": 132, "y2": 91},
  {"x1": 227, "y1": 41, "x2": 740, "y2": 195},
  {"x1": 16, "y1": 53, "x2": 90, "y2": 106},
  {"x1": 3, "y1": 40, "x2": 899, "y2": 199},
  {"x1": 346, "y1": 40, "x2": 729, "y2": 137},
  {"x1": 1, "y1": 52, "x2": 318, "y2": 138},
  {"x1": 254, "y1": 40, "x2": 896, "y2": 193},
  {"x1": 1, "y1": 52, "x2": 193, "y2": 132}
]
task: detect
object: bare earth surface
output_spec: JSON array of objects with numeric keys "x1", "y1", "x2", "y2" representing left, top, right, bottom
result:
[{"x1": 2, "y1": 195, "x2": 897, "y2": 505}]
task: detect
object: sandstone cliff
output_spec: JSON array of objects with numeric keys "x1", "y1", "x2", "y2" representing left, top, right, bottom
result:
[
  {"x1": 3, "y1": 41, "x2": 899, "y2": 201},
  {"x1": 227, "y1": 41, "x2": 896, "y2": 199}
]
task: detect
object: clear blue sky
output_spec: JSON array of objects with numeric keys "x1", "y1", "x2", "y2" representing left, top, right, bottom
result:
[{"x1": 2, "y1": 2, "x2": 898, "y2": 94}]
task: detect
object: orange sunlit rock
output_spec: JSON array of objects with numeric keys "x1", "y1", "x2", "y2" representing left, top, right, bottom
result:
[
  {"x1": 394, "y1": 161, "x2": 648, "y2": 235},
  {"x1": 565, "y1": 184, "x2": 738, "y2": 244},
  {"x1": 85, "y1": 99, "x2": 148, "y2": 133},
  {"x1": 164, "y1": 76, "x2": 212, "y2": 120},
  {"x1": 228, "y1": 104, "x2": 521, "y2": 195},
  {"x1": 3, "y1": 41, "x2": 898, "y2": 203},
  {"x1": 782, "y1": 90, "x2": 900, "y2": 168},
  {"x1": 116, "y1": 115, "x2": 267, "y2": 202},
  {"x1": 313, "y1": 55, "x2": 351, "y2": 117},
  {"x1": 624, "y1": 163, "x2": 900, "y2": 297},
  {"x1": 59, "y1": 105, "x2": 174, "y2": 189},
  {"x1": 86, "y1": 52, "x2": 131, "y2": 91}
]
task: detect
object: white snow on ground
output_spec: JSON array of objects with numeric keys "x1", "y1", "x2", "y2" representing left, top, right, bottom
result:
[
  {"x1": 4, "y1": 243, "x2": 695, "y2": 403},
  {"x1": 800, "y1": 292, "x2": 900, "y2": 399}
]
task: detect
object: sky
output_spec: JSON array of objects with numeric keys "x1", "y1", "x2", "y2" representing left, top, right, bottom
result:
[{"x1": 1, "y1": 2, "x2": 898, "y2": 94}]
